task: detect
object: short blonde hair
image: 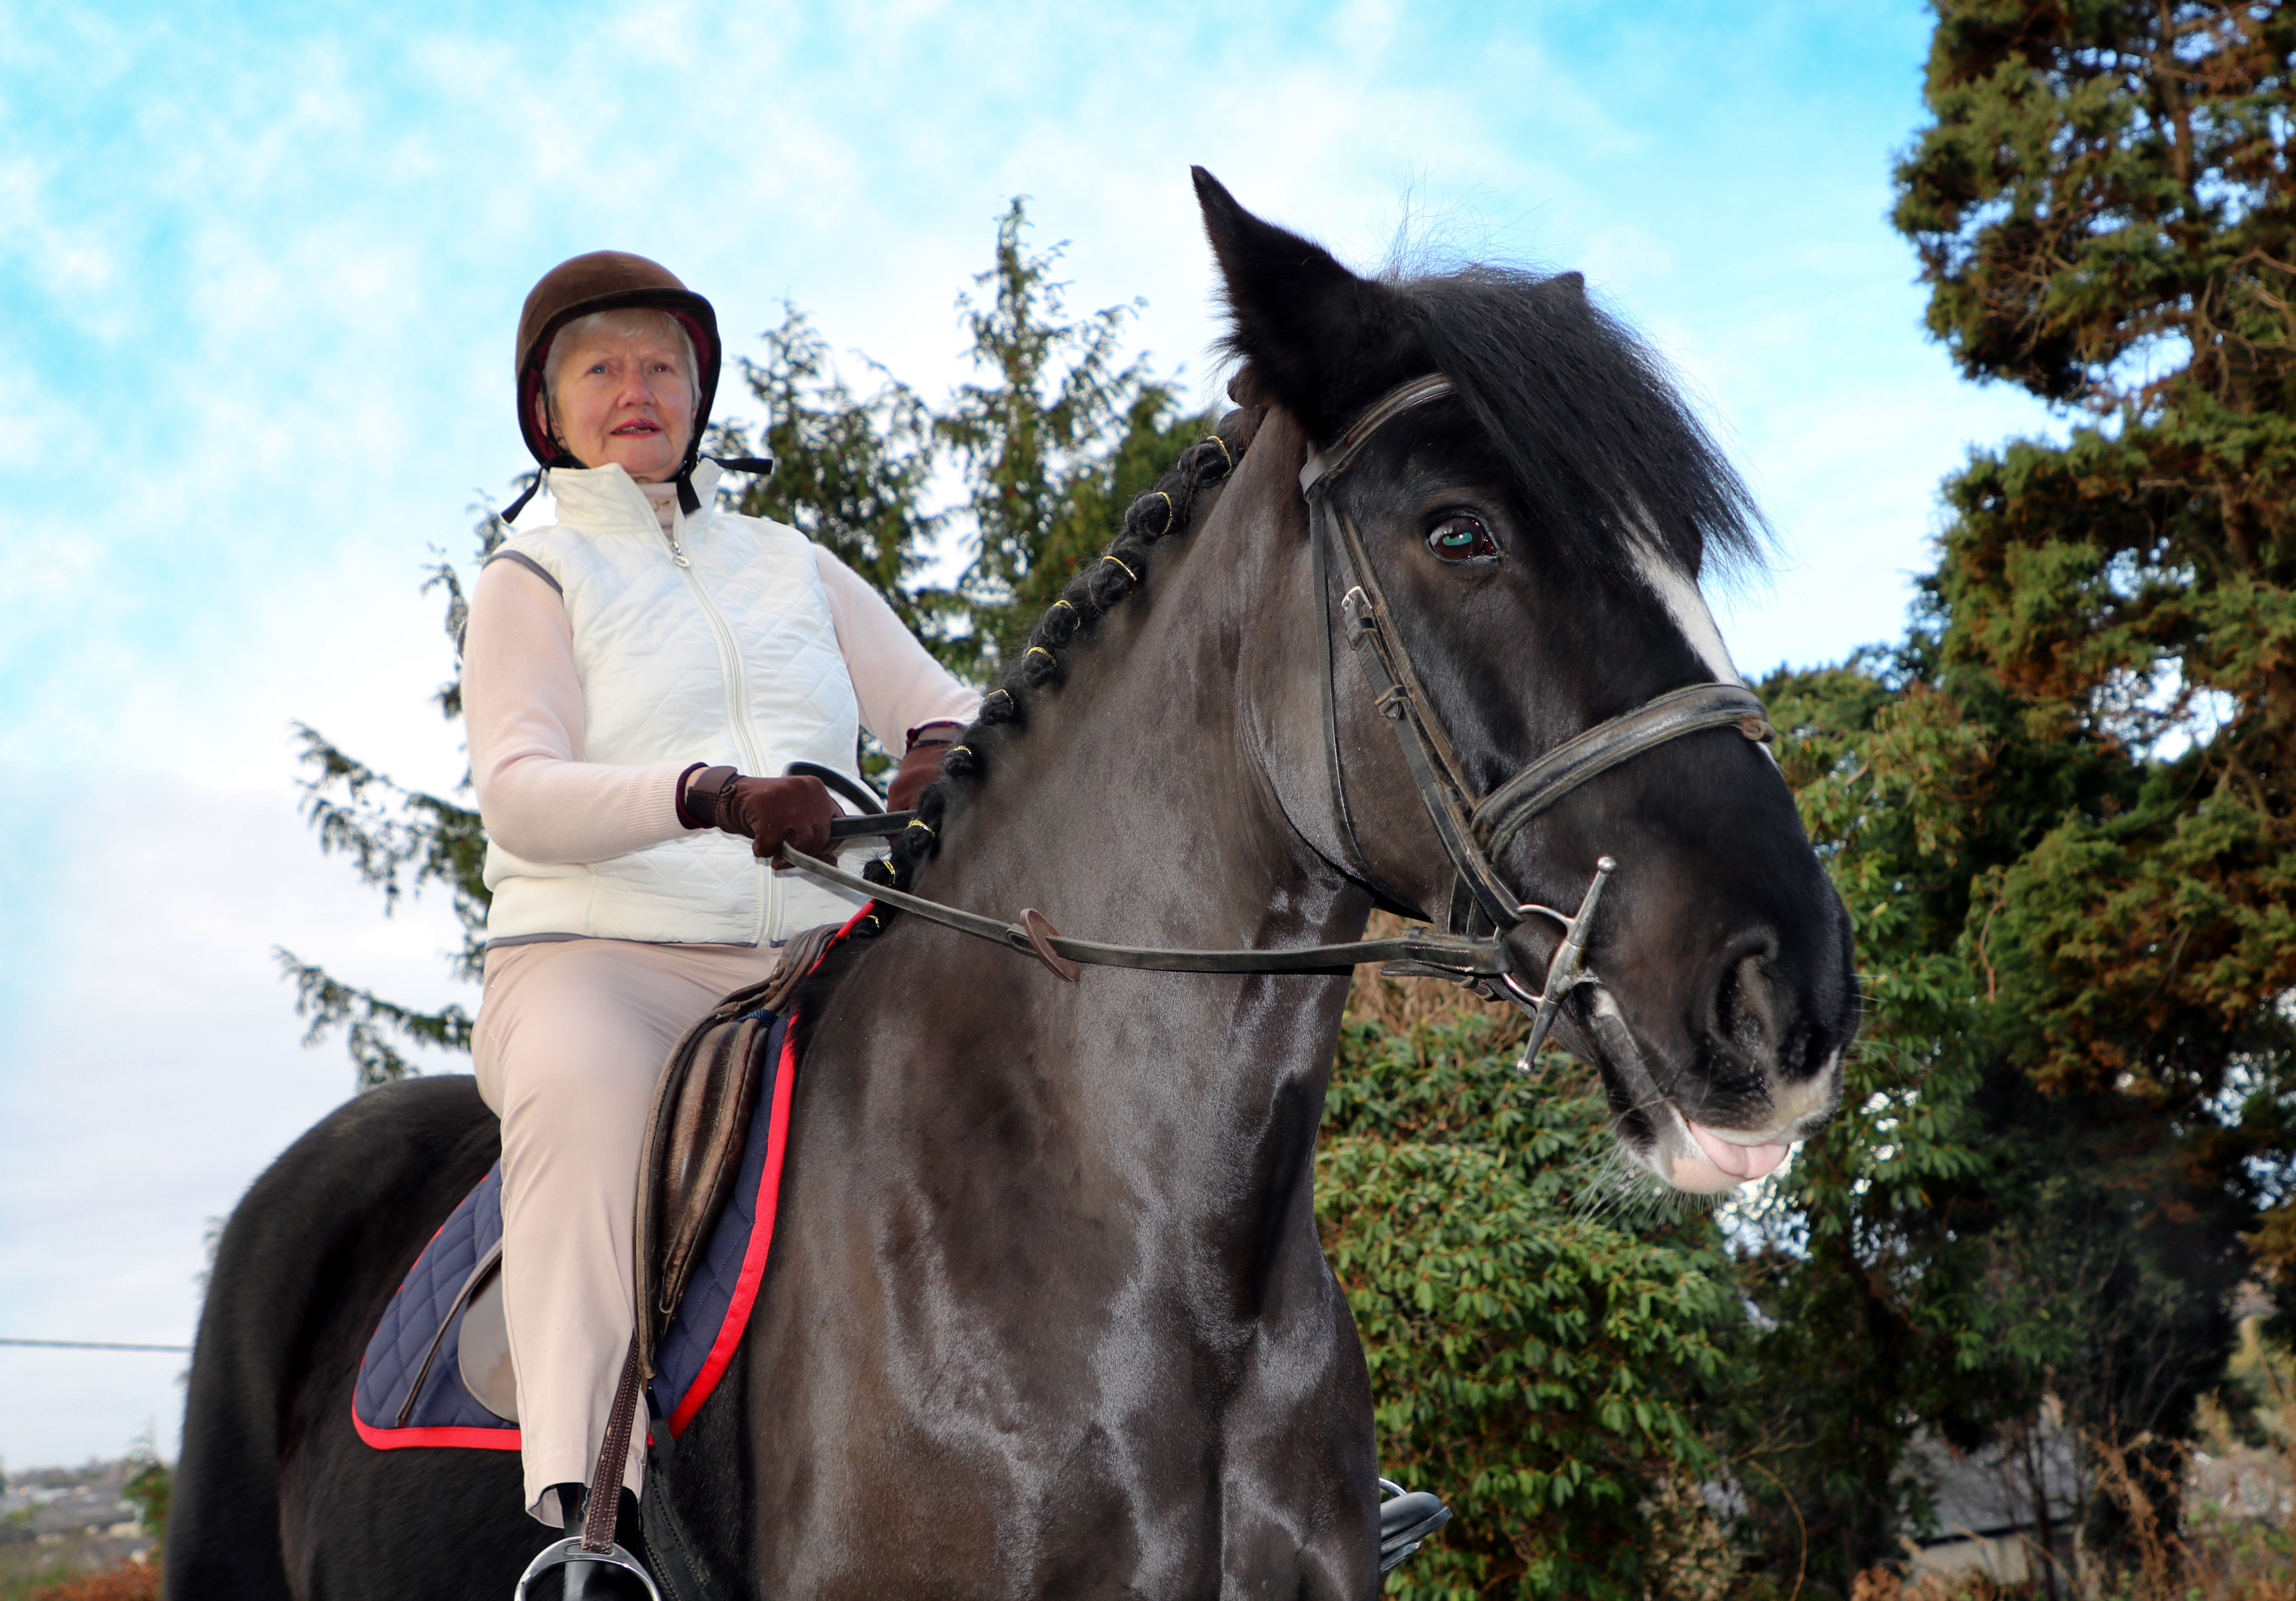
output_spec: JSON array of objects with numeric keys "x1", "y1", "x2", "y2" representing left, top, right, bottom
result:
[{"x1": 542, "y1": 307, "x2": 700, "y2": 410}]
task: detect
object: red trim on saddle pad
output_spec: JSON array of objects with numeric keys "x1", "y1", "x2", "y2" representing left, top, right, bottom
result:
[
  {"x1": 667, "y1": 1019, "x2": 797, "y2": 1434},
  {"x1": 353, "y1": 1211, "x2": 514, "y2": 1453},
  {"x1": 351, "y1": 1397, "x2": 524, "y2": 1453},
  {"x1": 666, "y1": 901, "x2": 870, "y2": 1435}
]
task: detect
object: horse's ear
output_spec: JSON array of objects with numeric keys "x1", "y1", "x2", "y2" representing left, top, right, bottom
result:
[
  {"x1": 1192, "y1": 167, "x2": 1403, "y2": 441},
  {"x1": 1226, "y1": 362, "x2": 1269, "y2": 408}
]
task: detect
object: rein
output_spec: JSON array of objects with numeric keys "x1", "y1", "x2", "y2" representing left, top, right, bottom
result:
[
  {"x1": 785, "y1": 374, "x2": 1773, "y2": 1057},
  {"x1": 780, "y1": 841, "x2": 1507, "y2": 980}
]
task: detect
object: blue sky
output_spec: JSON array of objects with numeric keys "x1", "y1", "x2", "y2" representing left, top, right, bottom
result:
[{"x1": 0, "y1": 0, "x2": 2058, "y2": 1468}]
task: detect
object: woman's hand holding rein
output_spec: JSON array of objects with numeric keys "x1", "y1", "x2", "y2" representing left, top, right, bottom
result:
[
  {"x1": 675, "y1": 721, "x2": 962, "y2": 864},
  {"x1": 888, "y1": 722, "x2": 962, "y2": 812},
  {"x1": 679, "y1": 765, "x2": 838, "y2": 864}
]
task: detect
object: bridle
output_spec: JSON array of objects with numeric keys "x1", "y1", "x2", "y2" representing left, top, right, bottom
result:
[
  {"x1": 1299, "y1": 373, "x2": 1771, "y2": 1056},
  {"x1": 784, "y1": 371, "x2": 1771, "y2": 1063}
]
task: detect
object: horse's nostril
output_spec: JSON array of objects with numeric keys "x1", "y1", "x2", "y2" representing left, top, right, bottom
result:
[{"x1": 1710, "y1": 951, "x2": 1779, "y2": 1067}]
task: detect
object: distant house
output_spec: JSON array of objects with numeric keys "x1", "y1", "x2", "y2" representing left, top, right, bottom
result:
[
  {"x1": 1902, "y1": 1418, "x2": 2083, "y2": 1588},
  {"x1": 0, "y1": 1457, "x2": 156, "y2": 1586}
]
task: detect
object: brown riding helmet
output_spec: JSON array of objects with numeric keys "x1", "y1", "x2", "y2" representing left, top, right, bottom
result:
[{"x1": 513, "y1": 250, "x2": 722, "y2": 493}]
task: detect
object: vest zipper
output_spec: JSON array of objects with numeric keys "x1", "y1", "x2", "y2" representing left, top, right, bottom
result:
[{"x1": 665, "y1": 516, "x2": 774, "y2": 945}]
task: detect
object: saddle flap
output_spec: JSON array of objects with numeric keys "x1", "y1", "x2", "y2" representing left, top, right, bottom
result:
[
  {"x1": 633, "y1": 921, "x2": 841, "y2": 1373},
  {"x1": 636, "y1": 1011, "x2": 766, "y2": 1366},
  {"x1": 661, "y1": 1015, "x2": 768, "y2": 1294},
  {"x1": 457, "y1": 1252, "x2": 519, "y2": 1423}
]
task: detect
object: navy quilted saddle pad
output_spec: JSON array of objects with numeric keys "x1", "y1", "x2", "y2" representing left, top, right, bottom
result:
[{"x1": 353, "y1": 1009, "x2": 794, "y2": 1450}]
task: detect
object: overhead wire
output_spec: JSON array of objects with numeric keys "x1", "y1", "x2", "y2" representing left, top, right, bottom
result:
[{"x1": 0, "y1": 1338, "x2": 189, "y2": 1353}]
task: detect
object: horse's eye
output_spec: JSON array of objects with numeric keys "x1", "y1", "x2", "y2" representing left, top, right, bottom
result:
[{"x1": 1426, "y1": 514, "x2": 1498, "y2": 564}]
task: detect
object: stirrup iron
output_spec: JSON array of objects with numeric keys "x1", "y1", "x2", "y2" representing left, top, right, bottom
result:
[
  {"x1": 514, "y1": 1537, "x2": 663, "y2": 1600},
  {"x1": 516, "y1": 1346, "x2": 663, "y2": 1599}
]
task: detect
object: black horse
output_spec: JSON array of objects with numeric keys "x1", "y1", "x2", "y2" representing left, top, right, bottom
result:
[{"x1": 167, "y1": 171, "x2": 1856, "y2": 1599}]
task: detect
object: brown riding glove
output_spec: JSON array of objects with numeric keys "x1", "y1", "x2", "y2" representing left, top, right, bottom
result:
[
  {"x1": 681, "y1": 767, "x2": 838, "y2": 865},
  {"x1": 887, "y1": 722, "x2": 962, "y2": 812}
]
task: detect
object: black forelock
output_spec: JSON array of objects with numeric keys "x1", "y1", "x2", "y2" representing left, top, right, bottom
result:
[{"x1": 1392, "y1": 266, "x2": 1769, "y2": 582}]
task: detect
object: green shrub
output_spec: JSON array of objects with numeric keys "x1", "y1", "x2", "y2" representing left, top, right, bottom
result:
[{"x1": 1322, "y1": 1012, "x2": 1745, "y2": 1598}]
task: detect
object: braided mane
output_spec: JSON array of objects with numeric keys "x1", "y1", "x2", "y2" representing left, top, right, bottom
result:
[{"x1": 851, "y1": 416, "x2": 1249, "y2": 931}]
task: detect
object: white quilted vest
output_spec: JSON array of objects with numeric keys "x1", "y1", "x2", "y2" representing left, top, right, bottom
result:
[{"x1": 481, "y1": 461, "x2": 871, "y2": 946}]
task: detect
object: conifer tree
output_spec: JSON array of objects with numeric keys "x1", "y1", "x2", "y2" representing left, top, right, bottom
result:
[
  {"x1": 935, "y1": 199, "x2": 1207, "y2": 675},
  {"x1": 1901, "y1": 0, "x2": 2296, "y2": 1449},
  {"x1": 708, "y1": 306, "x2": 951, "y2": 645},
  {"x1": 1720, "y1": 3, "x2": 2296, "y2": 1580},
  {"x1": 275, "y1": 538, "x2": 497, "y2": 1087}
]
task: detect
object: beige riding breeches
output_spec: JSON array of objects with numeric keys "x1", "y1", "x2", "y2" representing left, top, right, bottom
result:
[{"x1": 472, "y1": 936, "x2": 783, "y2": 1525}]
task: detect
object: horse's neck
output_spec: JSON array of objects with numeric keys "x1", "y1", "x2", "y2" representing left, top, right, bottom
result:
[
  {"x1": 856, "y1": 469, "x2": 1365, "y2": 1151},
  {"x1": 750, "y1": 452, "x2": 1363, "y2": 1456},
  {"x1": 921, "y1": 495, "x2": 1355, "y2": 984}
]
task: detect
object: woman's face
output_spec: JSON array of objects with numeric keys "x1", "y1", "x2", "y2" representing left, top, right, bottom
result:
[{"x1": 540, "y1": 320, "x2": 696, "y2": 481}]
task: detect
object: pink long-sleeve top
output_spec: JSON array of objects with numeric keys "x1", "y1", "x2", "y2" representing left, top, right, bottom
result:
[{"x1": 463, "y1": 483, "x2": 977, "y2": 866}]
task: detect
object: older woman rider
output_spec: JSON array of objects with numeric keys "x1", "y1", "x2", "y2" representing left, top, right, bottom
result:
[{"x1": 460, "y1": 251, "x2": 976, "y2": 1583}]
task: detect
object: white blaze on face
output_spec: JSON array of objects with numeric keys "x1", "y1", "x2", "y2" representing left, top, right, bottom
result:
[
  {"x1": 1632, "y1": 541, "x2": 1778, "y2": 769},
  {"x1": 1613, "y1": 543, "x2": 1818, "y2": 1194},
  {"x1": 1630, "y1": 542, "x2": 1742, "y2": 685}
]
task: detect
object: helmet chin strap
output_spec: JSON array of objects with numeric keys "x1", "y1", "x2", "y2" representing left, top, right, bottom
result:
[
  {"x1": 498, "y1": 402, "x2": 581, "y2": 526},
  {"x1": 663, "y1": 389, "x2": 706, "y2": 513},
  {"x1": 498, "y1": 470, "x2": 551, "y2": 526},
  {"x1": 498, "y1": 383, "x2": 770, "y2": 529}
]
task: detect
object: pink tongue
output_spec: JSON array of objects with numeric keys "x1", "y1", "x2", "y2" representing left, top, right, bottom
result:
[{"x1": 1686, "y1": 1122, "x2": 1789, "y2": 1184}]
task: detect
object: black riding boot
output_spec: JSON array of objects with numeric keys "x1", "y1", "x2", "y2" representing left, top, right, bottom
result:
[
  {"x1": 515, "y1": 1483, "x2": 658, "y2": 1600},
  {"x1": 1377, "y1": 1477, "x2": 1452, "y2": 1573}
]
